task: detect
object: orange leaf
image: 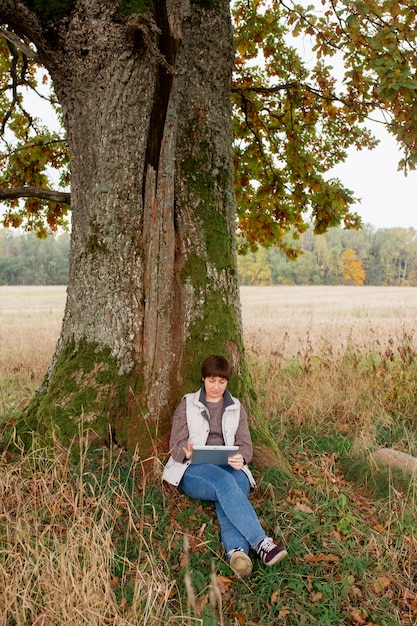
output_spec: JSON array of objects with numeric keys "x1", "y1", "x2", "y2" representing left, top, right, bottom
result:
[
  {"x1": 311, "y1": 592, "x2": 323, "y2": 602},
  {"x1": 304, "y1": 552, "x2": 340, "y2": 563},
  {"x1": 216, "y1": 575, "x2": 233, "y2": 593},
  {"x1": 270, "y1": 590, "x2": 280, "y2": 605},
  {"x1": 349, "y1": 607, "x2": 367, "y2": 624},
  {"x1": 373, "y1": 575, "x2": 391, "y2": 593},
  {"x1": 372, "y1": 523, "x2": 386, "y2": 534}
]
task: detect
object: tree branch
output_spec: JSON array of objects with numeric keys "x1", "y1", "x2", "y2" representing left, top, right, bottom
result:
[
  {"x1": 233, "y1": 81, "x2": 377, "y2": 109},
  {"x1": 0, "y1": 186, "x2": 71, "y2": 204},
  {"x1": 0, "y1": 27, "x2": 39, "y2": 61}
]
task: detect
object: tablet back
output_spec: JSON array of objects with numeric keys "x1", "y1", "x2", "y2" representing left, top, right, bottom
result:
[{"x1": 190, "y1": 445, "x2": 239, "y2": 465}]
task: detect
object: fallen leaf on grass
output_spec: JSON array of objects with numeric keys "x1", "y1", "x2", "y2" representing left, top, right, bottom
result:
[
  {"x1": 373, "y1": 575, "x2": 391, "y2": 594},
  {"x1": 372, "y1": 523, "x2": 386, "y2": 534},
  {"x1": 197, "y1": 593, "x2": 209, "y2": 613},
  {"x1": 232, "y1": 612, "x2": 246, "y2": 624},
  {"x1": 294, "y1": 502, "x2": 314, "y2": 514},
  {"x1": 278, "y1": 606, "x2": 291, "y2": 618},
  {"x1": 215, "y1": 574, "x2": 233, "y2": 593},
  {"x1": 331, "y1": 529, "x2": 343, "y2": 541},
  {"x1": 311, "y1": 592, "x2": 323, "y2": 602},
  {"x1": 270, "y1": 590, "x2": 279, "y2": 605},
  {"x1": 403, "y1": 588, "x2": 416, "y2": 601},
  {"x1": 349, "y1": 607, "x2": 367, "y2": 624},
  {"x1": 197, "y1": 522, "x2": 206, "y2": 538}
]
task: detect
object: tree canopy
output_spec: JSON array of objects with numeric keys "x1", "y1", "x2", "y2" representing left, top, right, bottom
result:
[{"x1": 2, "y1": 0, "x2": 417, "y2": 249}]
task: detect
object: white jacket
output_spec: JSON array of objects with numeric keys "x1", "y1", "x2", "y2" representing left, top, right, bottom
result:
[{"x1": 162, "y1": 390, "x2": 256, "y2": 488}]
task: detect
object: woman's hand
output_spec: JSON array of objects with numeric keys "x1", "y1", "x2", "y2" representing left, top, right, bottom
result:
[
  {"x1": 228, "y1": 453, "x2": 244, "y2": 471},
  {"x1": 183, "y1": 441, "x2": 194, "y2": 460}
]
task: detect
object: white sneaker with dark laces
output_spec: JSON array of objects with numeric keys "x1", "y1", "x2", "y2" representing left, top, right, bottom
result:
[
  {"x1": 256, "y1": 537, "x2": 288, "y2": 566},
  {"x1": 229, "y1": 548, "x2": 253, "y2": 578}
]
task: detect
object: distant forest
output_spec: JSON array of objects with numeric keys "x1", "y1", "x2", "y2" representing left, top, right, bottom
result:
[
  {"x1": 238, "y1": 224, "x2": 417, "y2": 286},
  {"x1": 1, "y1": 224, "x2": 417, "y2": 286},
  {"x1": 0, "y1": 229, "x2": 70, "y2": 285}
]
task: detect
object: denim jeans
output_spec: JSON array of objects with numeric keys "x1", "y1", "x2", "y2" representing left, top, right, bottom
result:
[{"x1": 180, "y1": 463, "x2": 266, "y2": 556}]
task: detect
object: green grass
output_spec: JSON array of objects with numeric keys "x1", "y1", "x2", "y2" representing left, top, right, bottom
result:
[{"x1": 2, "y1": 418, "x2": 416, "y2": 625}]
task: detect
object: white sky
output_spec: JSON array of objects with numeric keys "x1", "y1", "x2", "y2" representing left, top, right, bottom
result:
[
  {"x1": 330, "y1": 125, "x2": 417, "y2": 230},
  {"x1": 296, "y1": 2, "x2": 417, "y2": 231}
]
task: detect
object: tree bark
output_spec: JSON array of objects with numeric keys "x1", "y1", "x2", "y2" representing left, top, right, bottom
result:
[{"x1": 1, "y1": 0, "x2": 289, "y2": 472}]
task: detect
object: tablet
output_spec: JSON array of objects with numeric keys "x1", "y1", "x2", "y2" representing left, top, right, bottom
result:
[{"x1": 190, "y1": 445, "x2": 239, "y2": 465}]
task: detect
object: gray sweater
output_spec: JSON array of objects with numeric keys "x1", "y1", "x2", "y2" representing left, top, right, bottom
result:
[{"x1": 169, "y1": 388, "x2": 253, "y2": 463}]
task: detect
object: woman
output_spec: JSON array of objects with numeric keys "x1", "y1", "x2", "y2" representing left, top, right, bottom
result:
[{"x1": 163, "y1": 354, "x2": 288, "y2": 577}]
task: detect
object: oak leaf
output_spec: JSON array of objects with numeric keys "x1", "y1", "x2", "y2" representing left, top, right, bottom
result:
[
  {"x1": 311, "y1": 591, "x2": 323, "y2": 602},
  {"x1": 373, "y1": 575, "x2": 391, "y2": 594},
  {"x1": 304, "y1": 552, "x2": 340, "y2": 563},
  {"x1": 294, "y1": 502, "x2": 314, "y2": 514}
]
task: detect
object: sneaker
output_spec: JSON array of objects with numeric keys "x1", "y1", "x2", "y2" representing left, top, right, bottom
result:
[
  {"x1": 229, "y1": 549, "x2": 253, "y2": 578},
  {"x1": 256, "y1": 537, "x2": 288, "y2": 566}
]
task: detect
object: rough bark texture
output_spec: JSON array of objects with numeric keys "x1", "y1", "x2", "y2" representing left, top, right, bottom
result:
[{"x1": 1, "y1": 0, "x2": 289, "y2": 472}]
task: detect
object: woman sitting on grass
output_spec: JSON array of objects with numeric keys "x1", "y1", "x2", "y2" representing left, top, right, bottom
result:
[{"x1": 163, "y1": 354, "x2": 288, "y2": 578}]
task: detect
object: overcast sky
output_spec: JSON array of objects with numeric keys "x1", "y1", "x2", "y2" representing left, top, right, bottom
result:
[{"x1": 330, "y1": 124, "x2": 417, "y2": 230}]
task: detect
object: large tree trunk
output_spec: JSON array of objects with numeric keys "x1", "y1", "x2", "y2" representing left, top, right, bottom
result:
[{"x1": 2, "y1": 0, "x2": 288, "y2": 470}]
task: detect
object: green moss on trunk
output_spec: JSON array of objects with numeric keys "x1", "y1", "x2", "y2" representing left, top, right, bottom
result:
[
  {"x1": 119, "y1": 0, "x2": 149, "y2": 15},
  {"x1": 15, "y1": 339, "x2": 155, "y2": 455}
]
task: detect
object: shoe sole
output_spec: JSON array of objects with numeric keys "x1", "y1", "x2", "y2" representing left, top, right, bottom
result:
[
  {"x1": 230, "y1": 552, "x2": 253, "y2": 578},
  {"x1": 265, "y1": 549, "x2": 288, "y2": 566}
]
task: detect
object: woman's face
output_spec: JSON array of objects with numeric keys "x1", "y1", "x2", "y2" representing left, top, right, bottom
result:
[{"x1": 204, "y1": 376, "x2": 228, "y2": 403}]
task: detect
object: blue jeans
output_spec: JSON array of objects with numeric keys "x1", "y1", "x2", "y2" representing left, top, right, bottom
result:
[{"x1": 180, "y1": 464, "x2": 266, "y2": 556}]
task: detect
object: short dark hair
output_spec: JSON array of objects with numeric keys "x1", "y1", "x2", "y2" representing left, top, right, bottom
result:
[{"x1": 201, "y1": 355, "x2": 232, "y2": 381}]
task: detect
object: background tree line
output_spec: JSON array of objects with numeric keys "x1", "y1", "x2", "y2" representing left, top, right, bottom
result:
[
  {"x1": 1, "y1": 223, "x2": 416, "y2": 287},
  {"x1": 0, "y1": 228, "x2": 69, "y2": 285},
  {"x1": 238, "y1": 224, "x2": 417, "y2": 286}
]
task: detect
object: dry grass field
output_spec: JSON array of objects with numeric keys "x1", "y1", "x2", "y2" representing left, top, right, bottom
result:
[
  {"x1": 2, "y1": 284, "x2": 417, "y2": 378},
  {"x1": 1, "y1": 283, "x2": 417, "y2": 428},
  {"x1": 0, "y1": 285, "x2": 65, "y2": 377},
  {"x1": 241, "y1": 285, "x2": 417, "y2": 358}
]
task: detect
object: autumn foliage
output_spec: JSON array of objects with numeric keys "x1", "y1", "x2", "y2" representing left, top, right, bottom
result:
[
  {"x1": 342, "y1": 248, "x2": 366, "y2": 285},
  {"x1": 2, "y1": 0, "x2": 417, "y2": 249}
]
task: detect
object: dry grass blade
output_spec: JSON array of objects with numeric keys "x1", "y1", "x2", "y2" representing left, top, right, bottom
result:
[{"x1": 0, "y1": 446, "x2": 175, "y2": 625}]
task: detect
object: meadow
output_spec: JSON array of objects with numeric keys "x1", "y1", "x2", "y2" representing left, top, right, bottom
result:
[{"x1": 1, "y1": 285, "x2": 417, "y2": 625}]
